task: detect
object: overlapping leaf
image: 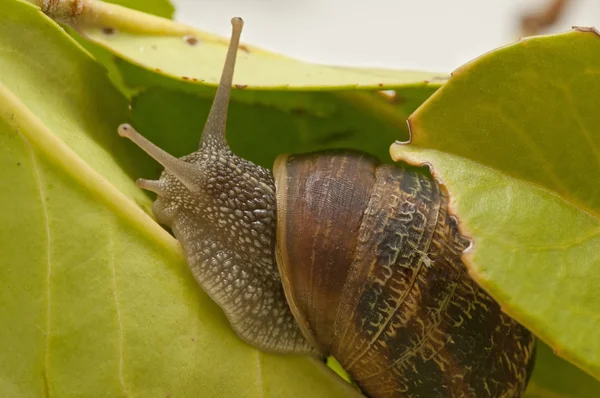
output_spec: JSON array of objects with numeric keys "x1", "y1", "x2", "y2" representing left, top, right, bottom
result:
[{"x1": 393, "y1": 28, "x2": 600, "y2": 385}]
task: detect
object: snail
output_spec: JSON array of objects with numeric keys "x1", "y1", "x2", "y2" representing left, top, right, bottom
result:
[{"x1": 118, "y1": 17, "x2": 536, "y2": 398}]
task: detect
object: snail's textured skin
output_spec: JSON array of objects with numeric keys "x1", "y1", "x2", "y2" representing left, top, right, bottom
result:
[
  {"x1": 149, "y1": 146, "x2": 314, "y2": 354},
  {"x1": 275, "y1": 151, "x2": 536, "y2": 398}
]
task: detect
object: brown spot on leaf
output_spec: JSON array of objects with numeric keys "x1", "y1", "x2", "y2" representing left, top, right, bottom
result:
[
  {"x1": 239, "y1": 44, "x2": 250, "y2": 53},
  {"x1": 234, "y1": 84, "x2": 248, "y2": 89},
  {"x1": 16, "y1": 162, "x2": 20, "y2": 166},
  {"x1": 102, "y1": 27, "x2": 115, "y2": 35},
  {"x1": 192, "y1": 78, "x2": 198, "y2": 82},
  {"x1": 182, "y1": 76, "x2": 190, "y2": 80},
  {"x1": 378, "y1": 83, "x2": 384, "y2": 87},
  {"x1": 184, "y1": 35, "x2": 199, "y2": 46},
  {"x1": 155, "y1": 68, "x2": 162, "y2": 72},
  {"x1": 291, "y1": 107, "x2": 309, "y2": 117}
]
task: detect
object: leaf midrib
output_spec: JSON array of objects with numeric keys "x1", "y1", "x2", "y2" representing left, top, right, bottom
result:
[
  {"x1": 0, "y1": 79, "x2": 276, "y2": 398},
  {"x1": 0, "y1": 81, "x2": 182, "y2": 261}
]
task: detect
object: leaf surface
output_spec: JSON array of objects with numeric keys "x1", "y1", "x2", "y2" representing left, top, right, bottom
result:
[
  {"x1": 33, "y1": 0, "x2": 446, "y2": 90},
  {"x1": 525, "y1": 343, "x2": 600, "y2": 398},
  {"x1": 394, "y1": 28, "x2": 600, "y2": 385},
  {"x1": 0, "y1": 1, "x2": 360, "y2": 396},
  {"x1": 8, "y1": 0, "x2": 599, "y2": 396}
]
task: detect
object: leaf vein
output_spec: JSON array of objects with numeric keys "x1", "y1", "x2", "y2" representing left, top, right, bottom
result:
[
  {"x1": 109, "y1": 235, "x2": 128, "y2": 396},
  {"x1": 557, "y1": 81, "x2": 600, "y2": 172},
  {"x1": 477, "y1": 104, "x2": 569, "y2": 194},
  {"x1": 24, "y1": 136, "x2": 52, "y2": 398},
  {"x1": 255, "y1": 351, "x2": 264, "y2": 398}
]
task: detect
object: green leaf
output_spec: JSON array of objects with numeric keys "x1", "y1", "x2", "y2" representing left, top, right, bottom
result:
[
  {"x1": 393, "y1": 27, "x2": 600, "y2": 387},
  {"x1": 12, "y1": 0, "x2": 597, "y2": 396},
  {"x1": 34, "y1": 0, "x2": 442, "y2": 163},
  {"x1": 128, "y1": 87, "x2": 429, "y2": 170},
  {"x1": 82, "y1": 0, "x2": 176, "y2": 94},
  {"x1": 113, "y1": 59, "x2": 439, "y2": 164},
  {"x1": 57, "y1": 0, "x2": 177, "y2": 98},
  {"x1": 28, "y1": 0, "x2": 175, "y2": 97},
  {"x1": 525, "y1": 342, "x2": 600, "y2": 398},
  {"x1": 34, "y1": 0, "x2": 446, "y2": 90},
  {"x1": 0, "y1": 1, "x2": 361, "y2": 396}
]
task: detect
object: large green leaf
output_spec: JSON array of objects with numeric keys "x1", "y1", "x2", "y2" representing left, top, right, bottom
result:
[
  {"x1": 126, "y1": 87, "x2": 425, "y2": 170},
  {"x1": 393, "y1": 27, "x2": 600, "y2": 384},
  {"x1": 29, "y1": 0, "x2": 445, "y2": 90},
  {"x1": 113, "y1": 59, "x2": 439, "y2": 163},
  {"x1": 32, "y1": 0, "x2": 443, "y2": 164},
  {"x1": 0, "y1": 1, "x2": 360, "y2": 396},
  {"x1": 9, "y1": 0, "x2": 599, "y2": 396}
]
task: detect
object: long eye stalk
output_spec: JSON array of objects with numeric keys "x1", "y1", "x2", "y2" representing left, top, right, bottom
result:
[
  {"x1": 116, "y1": 17, "x2": 245, "y2": 193},
  {"x1": 117, "y1": 124, "x2": 199, "y2": 191},
  {"x1": 199, "y1": 17, "x2": 244, "y2": 150}
]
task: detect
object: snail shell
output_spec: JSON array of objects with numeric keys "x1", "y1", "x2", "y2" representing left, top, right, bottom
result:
[
  {"x1": 274, "y1": 152, "x2": 536, "y2": 397},
  {"x1": 118, "y1": 17, "x2": 536, "y2": 398}
]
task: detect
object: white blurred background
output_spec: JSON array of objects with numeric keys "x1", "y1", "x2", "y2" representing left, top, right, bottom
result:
[{"x1": 172, "y1": 0, "x2": 599, "y2": 73}]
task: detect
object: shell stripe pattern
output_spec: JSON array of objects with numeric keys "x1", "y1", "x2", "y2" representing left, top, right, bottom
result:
[{"x1": 275, "y1": 151, "x2": 536, "y2": 398}]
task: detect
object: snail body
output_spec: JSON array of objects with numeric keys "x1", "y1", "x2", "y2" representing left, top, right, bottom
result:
[{"x1": 118, "y1": 18, "x2": 536, "y2": 398}]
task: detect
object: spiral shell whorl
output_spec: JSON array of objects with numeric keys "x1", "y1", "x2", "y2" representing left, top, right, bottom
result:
[{"x1": 275, "y1": 151, "x2": 536, "y2": 398}]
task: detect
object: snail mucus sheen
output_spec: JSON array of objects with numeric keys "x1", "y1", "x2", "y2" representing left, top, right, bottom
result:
[{"x1": 118, "y1": 17, "x2": 536, "y2": 398}]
